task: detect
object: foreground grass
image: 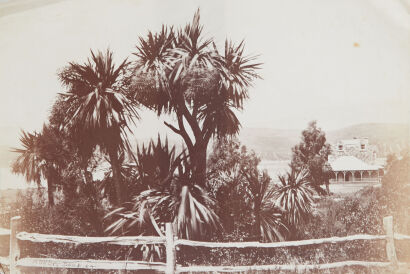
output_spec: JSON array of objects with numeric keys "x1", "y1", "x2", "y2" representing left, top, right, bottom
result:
[{"x1": 0, "y1": 185, "x2": 409, "y2": 273}]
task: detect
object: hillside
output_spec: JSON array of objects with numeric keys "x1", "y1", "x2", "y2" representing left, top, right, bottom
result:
[
  {"x1": 239, "y1": 123, "x2": 409, "y2": 160},
  {"x1": 239, "y1": 128, "x2": 299, "y2": 160},
  {"x1": 1, "y1": 123, "x2": 408, "y2": 166},
  {"x1": 326, "y1": 123, "x2": 409, "y2": 156}
]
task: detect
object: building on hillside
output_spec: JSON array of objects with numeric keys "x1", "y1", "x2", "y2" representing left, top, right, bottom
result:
[{"x1": 328, "y1": 137, "x2": 385, "y2": 183}]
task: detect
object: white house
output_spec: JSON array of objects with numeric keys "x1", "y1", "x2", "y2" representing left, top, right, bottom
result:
[{"x1": 328, "y1": 138, "x2": 385, "y2": 183}]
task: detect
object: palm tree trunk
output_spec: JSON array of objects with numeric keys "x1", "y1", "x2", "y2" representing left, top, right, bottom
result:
[
  {"x1": 47, "y1": 179, "x2": 54, "y2": 207},
  {"x1": 191, "y1": 139, "x2": 210, "y2": 188},
  {"x1": 195, "y1": 148, "x2": 207, "y2": 187},
  {"x1": 254, "y1": 212, "x2": 261, "y2": 241},
  {"x1": 253, "y1": 197, "x2": 262, "y2": 241},
  {"x1": 108, "y1": 148, "x2": 123, "y2": 205},
  {"x1": 46, "y1": 167, "x2": 56, "y2": 207}
]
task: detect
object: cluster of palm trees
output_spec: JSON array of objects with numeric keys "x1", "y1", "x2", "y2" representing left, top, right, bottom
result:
[
  {"x1": 205, "y1": 139, "x2": 316, "y2": 242},
  {"x1": 12, "y1": 10, "x2": 316, "y2": 243}
]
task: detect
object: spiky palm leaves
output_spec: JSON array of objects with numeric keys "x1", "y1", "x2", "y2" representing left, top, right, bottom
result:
[
  {"x1": 106, "y1": 137, "x2": 220, "y2": 240},
  {"x1": 134, "y1": 136, "x2": 176, "y2": 188},
  {"x1": 12, "y1": 126, "x2": 70, "y2": 206},
  {"x1": 242, "y1": 168, "x2": 288, "y2": 242},
  {"x1": 132, "y1": 183, "x2": 220, "y2": 240},
  {"x1": 58, "y1": 49, "x2": 139, "y2": 205},
  {"x1": 131, "y1": 10, "x2": 260, "y2": 188},
  {"x1": 133, "y1": 10, "x2": 259, "y2": 133},
  {"x1": 12, "y1": 131, "x2": 44, "y2": 186},
  {"x1": 100, "y1": 136, "x2": 176, "y2": 202},
  {"x1": 275, "y1": 168, "x2": 314, "y2": 233}
]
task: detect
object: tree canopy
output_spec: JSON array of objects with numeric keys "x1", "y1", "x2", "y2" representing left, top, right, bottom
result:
[
  {"x1": 129, "y1": 10, "x2": 261, "y2": 188},
  {"x1": 290, "y1": 121, "x2": 331, "y2": 194}
]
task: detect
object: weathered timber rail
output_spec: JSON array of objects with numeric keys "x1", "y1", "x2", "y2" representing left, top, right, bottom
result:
[{"x1": 0, "y1": 215, "x2": 409, "y2": 273}]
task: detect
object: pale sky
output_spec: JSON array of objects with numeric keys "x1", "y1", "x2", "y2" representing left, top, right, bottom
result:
[{"x1": 1, "y1": 0, "x2": 409, "y2": 147}]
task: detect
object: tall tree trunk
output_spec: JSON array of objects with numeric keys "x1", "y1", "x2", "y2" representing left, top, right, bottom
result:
[
  {"x1": 46, "y1": 167, "x2": 56, "y2": 207},
  {"x1": 254, "y1": 209, "x2": 261, "y2": 241},
  {"x1": 79, "y1": 159, "x2": 105, "y2": 235},
  {"x1": 192, "y1": 142, "x2": 208, "y2": 188},
  {"x1": 47, "y1": 179, "x2": 54, "y2": 207},
  {"x1": 83, "y1": 182, "x2": 104, "y2": 235},
  {"x1": 108, "y1": 148, "x2": 123, "y2": 205}
]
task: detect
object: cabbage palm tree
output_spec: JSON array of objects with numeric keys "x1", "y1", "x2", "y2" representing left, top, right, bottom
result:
[
  {"x1": 12, "y1": 126, "x2": 66, "y2": 206},
  {"x1": 106, "y1": 138, "x2": 220, "y2": 240},
  {"x1": 275, "y1": 168, "x2": 314, "y2": 239},
  {"x1": 130, "y1": 10, "x2": 260, "y2": 188},
  {"x1": 58, "y1": 49, "x2": 139, "y2": 205},
  {"x1": 12, "y1": 130, "x2": 44, "y2": 187},
  {"x1": 242, "y1": 168, "x2": 288, "y2": 242}
]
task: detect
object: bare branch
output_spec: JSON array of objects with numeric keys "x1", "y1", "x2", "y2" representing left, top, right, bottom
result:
[{"x1": 163, "y1": 121, "x2": 181, "y2": 135}]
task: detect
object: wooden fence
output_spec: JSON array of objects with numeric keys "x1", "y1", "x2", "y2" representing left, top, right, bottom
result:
[{"x1": 0, "y1": 216, "x2": 409, "y2": 273}]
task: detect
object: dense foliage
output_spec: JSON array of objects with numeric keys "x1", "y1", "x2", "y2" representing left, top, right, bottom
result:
[
  {"x1": 57, "y1": 49, "x2": 139, "y2": 205},
  {"x1": 276, "y1": 169, "x2": 314, "y2": 239},
  {"x1": 290, "y1": 121, "x2": 332, "y2": 195},
  {"x1": 208, "y1": 139, "x2": 288, "y2": 242}
]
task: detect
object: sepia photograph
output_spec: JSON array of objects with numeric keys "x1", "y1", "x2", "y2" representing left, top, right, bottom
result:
[{"x1": 0, "y1": 0, "x2": 409, "y2": 273}]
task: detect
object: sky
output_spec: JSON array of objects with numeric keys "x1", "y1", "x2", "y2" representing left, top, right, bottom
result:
[{"x1": 0, "y1": 0, "x2": 409, "y2": 148}]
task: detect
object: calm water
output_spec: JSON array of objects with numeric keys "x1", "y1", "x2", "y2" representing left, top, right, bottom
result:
[
  {"x1": 0, "y1": 167, "x2": 28, "y2": 189},
  {"x1": 1, "y1": 161, "x2": 376, "y2": 194},
  {"x1": 258, "y1": 160, "x2": 290, "y2": 182},
  {"x1": 1, "y1": 161, "x2": 291, "y2": 189}
]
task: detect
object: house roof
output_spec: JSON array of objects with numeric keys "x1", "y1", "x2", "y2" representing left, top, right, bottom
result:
[{"x1": 330, "y1": 156, "x2": 379, "y2": 172}]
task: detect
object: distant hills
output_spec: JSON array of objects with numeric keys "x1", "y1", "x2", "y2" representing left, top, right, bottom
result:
[
  {"x1": 239, "y1": 123, "x2": 409, "y2": 160},
  {"x1": 1, "y1": 123, "x2": 408, "y2": 168}
]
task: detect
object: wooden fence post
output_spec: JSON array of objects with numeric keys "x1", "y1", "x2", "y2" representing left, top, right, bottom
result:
[
  {"x1": 10, "y1": 216, "x2": 21, "y2": 274},
  {"x1": 165, "y1": 223, "x2": 176, "y2": 274},
  {"x1": 383, "y1": 216, "x2": 398, "y2": 268}
]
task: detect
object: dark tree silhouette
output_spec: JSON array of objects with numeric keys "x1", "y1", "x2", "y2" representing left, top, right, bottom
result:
[
  {"x1": 291, "y1": 121, "x2": 331, "y2": 194},
  {"x1": 57, "y1": 49, "x2": 139, "y2": 205},
  {"x1": 130, "y1": 10, "x2": 260, "y2": 188}
]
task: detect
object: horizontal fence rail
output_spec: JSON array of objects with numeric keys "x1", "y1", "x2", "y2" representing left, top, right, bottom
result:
[
  {"x1": 0, "y1": 227, "x2": 10, "y2": 236},
  {"x1": 176, "y1": 261, "x2": 410, "y2": 273},
  {"x1": 17, "y1": 232, "x2": 166, "y2": 246},
  {"x1": 394, "y1": 233, "x2": 410, "y2": 240},
  {"x1": 16, "y1": 258, "x2": 166, "y2": 271},
  {"x1": 0, "y1": 256, "x2": 10, "y2": 266},
  {"x1": 175, "y1": 234, "x2": 387, "y2": 248},
  {"x1": 0, "y1": 215, "x2": 409, "y2": 273}
]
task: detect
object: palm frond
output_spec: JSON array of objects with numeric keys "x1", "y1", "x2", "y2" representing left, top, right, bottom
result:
[
  {"x1": 59, "y1": 49, "x2": 138, "y2": 154},
  {"x1": 275, "y1": 168, "x2": 314, "y2": 227},
  {"x1": 242, "y1": 168, "x2": 288, "y2": 242},
  {"x1": 11, "y1": 130, "x2": 44, "y2": 185},
  {"x1": 199, "y1": 96, "x2": 241, "y2": 138},
  {"x1": 213, "y1": 40, "x2": 262, "y2": 109},
  {"x1": 106, "y1": 147, "x2": 221, "y2": 240}
]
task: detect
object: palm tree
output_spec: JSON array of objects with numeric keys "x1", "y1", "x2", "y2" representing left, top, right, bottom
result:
[
  {"x1": 242, "y1": 168, "x2": 288, "y2": 242},
  {"x1": 12, "y1": 130, "x2": 44, "y2": 186},
  {"x1": 131, "y1": 10, "x2": 260, "y2": 188},
  {"x1": 58, "y1": 49, "x2": 139, "y2": 205},
  {"x1": 105, "y1": 138, "x2": 220, "y2": 240},
  {"x1": 275, "y1": 168, "x2": 314, "y2": 239},
  {"x1": 12, "y1": 127, "x2": 65, "y2": 206}
]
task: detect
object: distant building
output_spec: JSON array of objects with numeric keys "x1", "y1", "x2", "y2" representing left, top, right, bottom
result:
[{"x1": 328, "y1": 137, "x2": 385, "y2": 183}]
